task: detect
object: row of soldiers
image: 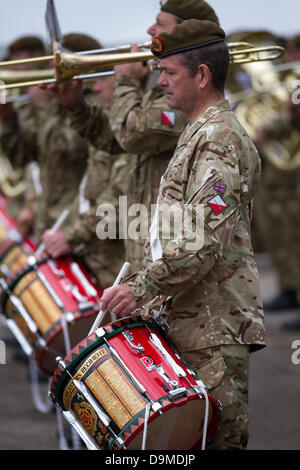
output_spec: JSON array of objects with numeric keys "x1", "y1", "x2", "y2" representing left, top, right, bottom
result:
[
  {"x1": 2, "y1": 28, "x2": 300, "y2": 326},
  {"x1": 0, "y1": 0, "x2": 299, "y2": 450}
]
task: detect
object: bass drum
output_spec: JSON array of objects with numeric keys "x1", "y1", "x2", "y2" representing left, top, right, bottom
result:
[
  {"x1": 49, "y1": 315, "x2": 221, "y2": 450},
  {"x1": 1, "y1": 253, "x2": 102, "y2": 376}
]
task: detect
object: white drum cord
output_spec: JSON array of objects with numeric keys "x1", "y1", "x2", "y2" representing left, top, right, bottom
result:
[
  {"x1": 56, "y1": 313, "x2": 81, "y2": 450},
  {"x1": 28, "y1": 356, "x2": 53, "y2": 414},
  {"x1": 141, "y1": 402, "x2": 152, "y2": 450},
  {"x1": 201, "y1": 386, "x2": 210, "y2": 450},
  {"x1": 194, "y1": 379, "x2": 210, "y2": 451}
]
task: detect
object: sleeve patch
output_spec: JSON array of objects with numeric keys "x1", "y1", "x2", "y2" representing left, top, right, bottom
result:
[
  {"x1": 207, "y1": 194, "x2": 229, "y2": 215},
  {"x1": 161, "y1": 110, "x2": 176, "y2": 127}
]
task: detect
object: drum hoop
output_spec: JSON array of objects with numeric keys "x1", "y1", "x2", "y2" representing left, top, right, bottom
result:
[
  {"x1": 1, "y1": 254, "x2": 50, "y2": 309},
  {"x1": 51, "y1": 316, "x2": 164, "y2": 403},
  {"x1": 0, "y1": 239, "x2": 20, "y2": 263}
]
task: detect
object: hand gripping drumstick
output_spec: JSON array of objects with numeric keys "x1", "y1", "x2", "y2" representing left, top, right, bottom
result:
[
  {"x1": 34, "y1": 208, "x2": 70, "y2": 257},
  {"x1": 88, "y1": 261, "x2": 131, "y2": 335}
]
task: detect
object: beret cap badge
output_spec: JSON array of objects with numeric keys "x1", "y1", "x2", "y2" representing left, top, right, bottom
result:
[{"x1": 151, "y1": 37, "x2": 164, "y2": 54}]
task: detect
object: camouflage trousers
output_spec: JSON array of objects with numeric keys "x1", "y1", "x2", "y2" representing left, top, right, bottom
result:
[{"x1": 182, "y1": 344, "x2": 250, "y2": 450}]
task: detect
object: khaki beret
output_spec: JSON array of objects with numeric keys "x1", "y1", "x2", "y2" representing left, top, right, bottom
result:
[
  {"x1": 61, "y1": 33, "x2": 102, "y2": 52},
  {"x1": 9, "y1": 36, "x2": 45, "y2": 54},
  {"x1": 151, "y1": 19, "x2": 225, "y2": 59},
  {"x1": 160, "y1": 0, "x2": 219, "y2": 25}
]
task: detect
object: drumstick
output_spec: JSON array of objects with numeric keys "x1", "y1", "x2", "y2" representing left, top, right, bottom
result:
[
  {"x1": 34, "y1": 208, "x2": 70, "y2": 257},
  {"x1": 88, "y1": 261, "x2": 131, "y2": 335}
]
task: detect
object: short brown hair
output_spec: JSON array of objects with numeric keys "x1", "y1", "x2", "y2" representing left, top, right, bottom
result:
[{"x1": 178, "y1": 41, "x2": 230, "y2": 92}]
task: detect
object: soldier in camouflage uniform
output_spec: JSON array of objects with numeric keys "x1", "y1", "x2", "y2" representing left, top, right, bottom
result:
[
  {"x1": 109, "y1": 0, "x2": 220, "y2": 272},
  {"x1": 44, "y1": 1, "x2": 220, "y2": 274},
  {"x1": 42, "y1": 73, "x2": 128, "y2": 289},
  {"x1": 0, "y1": 36, "x2": 47, "y2": 224},
  {"x1": 253, "y1": 34, "x2": 300, "y2": 328},
  {"x1": 101, "y1": 20, "x2": 266, "y2": 450},
  {"x1": 0, "y1": 34, "x2": 102, "y2": 243}
]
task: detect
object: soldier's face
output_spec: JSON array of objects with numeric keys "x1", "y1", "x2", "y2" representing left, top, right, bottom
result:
[
  {"x1": 93, "y1": 75, "x2": 116, "y2": 109},
  {"x1": 8, "y1": 49, "x2": 44, "y2": 71},
  {"x1": 158, "y1": 55, "x2": 200, "y2": 118},
  {"x1": 147, "y1": 12, "x2": 178, "y2": 38}
]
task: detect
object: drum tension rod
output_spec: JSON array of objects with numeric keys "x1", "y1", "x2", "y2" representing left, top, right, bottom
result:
[{"x1": 99, "y1": 335, "x2": 163, "y2": 415}]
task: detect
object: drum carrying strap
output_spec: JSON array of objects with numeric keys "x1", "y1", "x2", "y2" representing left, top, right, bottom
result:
[{"x1": 28, "y1": 357, "x2": 53, "y2": 414}]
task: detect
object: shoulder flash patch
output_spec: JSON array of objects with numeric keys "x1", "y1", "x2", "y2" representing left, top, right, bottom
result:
[
  {"x1": 161, "y1": 110, "x2": 176, "y2": 127},
  {"x1": 208, "y1": 194, "x2": 228, "y2": 215}
]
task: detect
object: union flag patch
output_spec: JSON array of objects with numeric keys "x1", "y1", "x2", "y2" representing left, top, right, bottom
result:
[
  {"x1": 208, "y1": 194, "x2": 228, "y2": 215},
  {"x1": 161, "y1": 110, "x2": 175, "y2": 126},
  {"x1": 213, "y1": 182, "x2": 226, "y2": 194}
]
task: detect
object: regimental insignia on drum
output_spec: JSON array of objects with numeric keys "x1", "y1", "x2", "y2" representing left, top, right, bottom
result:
[
  {"x1": 74, "y1": 401, "x2": 97, "y2": 436},
  {"x1": 151, "y1": 37, "x2": 164, "y2": 54},
  {"x1": 140, "y1": 356, "x2": 156, "y2": 371}
]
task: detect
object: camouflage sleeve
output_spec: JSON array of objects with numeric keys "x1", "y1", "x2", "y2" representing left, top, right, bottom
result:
[
  {"x1": 127, "y1": 141, "x2": 241, "y2": 307},
  {"x1": 109, "y1": 75, "x2": 186, "y2": 155},
  {"x1": 69, "y1": 99, "x2": 116, "y2": 152},
  {"x1": 64, "y1": 151, "x2": 130, "y2": 248},
  {"x1": 0, "y1": 106, "x2": 38, "y2": 169}
]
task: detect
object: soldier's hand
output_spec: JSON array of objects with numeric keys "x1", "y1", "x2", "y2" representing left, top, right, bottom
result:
[
  {"x1": 114, "y1": 43, "x2": 150, "y2": 81},
  {"x1": 39, "y1": 79, "x2": 83, "y2": 111},
  {"x1": 0, "y1": 102, "x2": 14, "y2": 120},
  {"x1": 100, "y1": 284, "x2": 137, "y2": 318},
  {"x1": 42, "y1": 229, "x2": 72, "y2": 258},
  {"x1": 254, "y1": 128, "x2": 266, "y2": 147},
  {"x1": 18, "y1": 207, "x2": 34, "y2": 238}
]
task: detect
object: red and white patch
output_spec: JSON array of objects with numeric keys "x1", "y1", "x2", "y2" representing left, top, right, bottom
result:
[
  {"x1": 161, "y1": 110, "x2": 176, "y2": 127},
  {"x1": 208, "y1": 194, "x2": 228, "y2": 215}
]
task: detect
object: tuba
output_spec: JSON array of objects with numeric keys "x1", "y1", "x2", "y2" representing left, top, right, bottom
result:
[{"x1": 228, "y1": 30, "x2": 300, "y2": 171}]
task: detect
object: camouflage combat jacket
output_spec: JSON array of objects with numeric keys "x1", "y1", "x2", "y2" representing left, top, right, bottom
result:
[
  {"x1": 0, "y1": 98, "x2": 48, "y2": 218},
  {"x1": 128, "y1": 99, "x2": 266, "y2": 353},
  {"x1": 62, "y1": 106, "x2": 129, "y2": 289},
  {"x1": 33, "y1": 98, "x2": 90, "y2": 242},
  {"x1": 109, "y1": 75, "x2": 187, "y2": 272}
]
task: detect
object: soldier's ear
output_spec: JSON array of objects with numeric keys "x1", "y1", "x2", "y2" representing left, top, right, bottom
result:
[{"x1": 196, "y1": 64, "x2": 211, "y2": 90}]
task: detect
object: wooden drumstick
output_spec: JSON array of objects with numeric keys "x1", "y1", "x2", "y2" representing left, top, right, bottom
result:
[
  {"x1": 34, "y1": 208, "x2": 70, "y2": 257},
  {"x1": 88, "y1": 261, "x2": 131, "y2": 335}
]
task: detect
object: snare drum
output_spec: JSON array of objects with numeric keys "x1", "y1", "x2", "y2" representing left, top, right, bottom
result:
[
  {"x1": 0, "y1": 239, "x2": 35, "y2": 278},
  {"x1": 49, "y1": 315, "x2": 221, "y2": 450},
  {"x1": 0, "y1": 197, "x2": 36, "y2": 277},
  {"x1": 1, "y1": 254, "x2": 102, "y2": 376}
]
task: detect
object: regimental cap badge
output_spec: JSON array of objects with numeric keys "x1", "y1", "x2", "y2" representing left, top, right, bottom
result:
[
  {"x1": 160, "y1": 0, "x2": 168, "y2": 6},
  {"x1": 151, "y1": 37, "x2": 164, "y2": 54}
]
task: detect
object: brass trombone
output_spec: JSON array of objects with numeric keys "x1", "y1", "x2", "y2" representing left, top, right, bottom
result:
[{"x1": 0, "y1": 41, "x2": 285, "y2": 92}]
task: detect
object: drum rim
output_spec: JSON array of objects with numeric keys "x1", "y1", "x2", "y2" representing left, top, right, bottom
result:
[{"x1": 0, "y1": 254, "x2": 50, "y2": 309}]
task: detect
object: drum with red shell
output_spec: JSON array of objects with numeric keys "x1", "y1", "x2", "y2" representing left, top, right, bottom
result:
[
  {"x1": 49, "y1": 314, "x2": 221, "y2": 450},
  {"x1": 1, "y1": 253, "x2": 102, "y2": 376},
  {"x1": 0, "y1": 198, "x2": 35, "y2": 277}
]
